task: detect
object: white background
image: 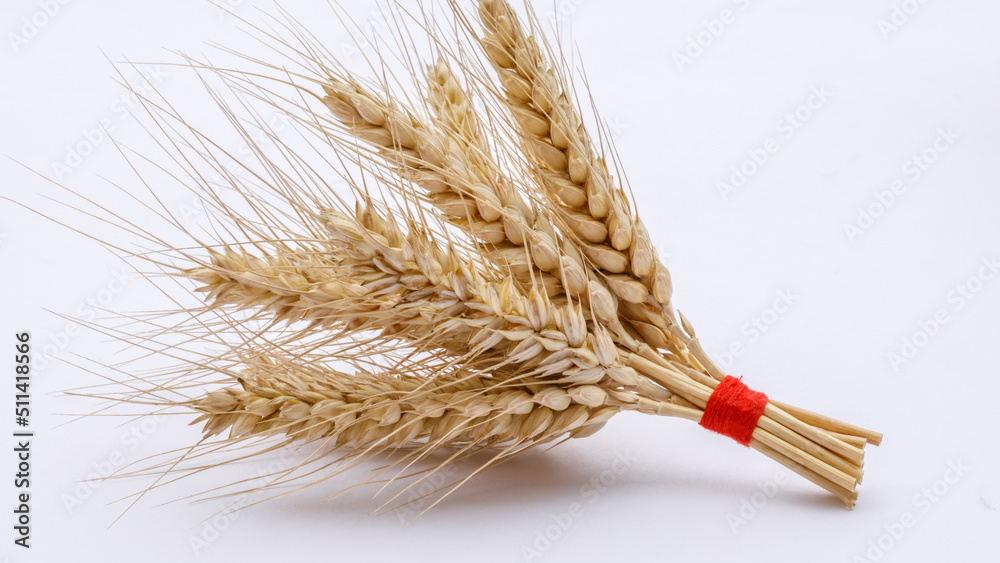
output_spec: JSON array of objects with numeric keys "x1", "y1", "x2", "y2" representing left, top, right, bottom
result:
[{"x1": 2, "y1": 0, "x2": 999, "y2": 562}]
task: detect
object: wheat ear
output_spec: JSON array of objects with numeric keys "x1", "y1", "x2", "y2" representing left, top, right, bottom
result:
[
  {"x1": 475, "y1": 0, "x2": 666, "y2": 300},
  {"x1": 193, "y1": 356, "x2": 619, "y2": 448},
  {"x1": 321, "y1": 74, "x2": 590, "y2": 297}
]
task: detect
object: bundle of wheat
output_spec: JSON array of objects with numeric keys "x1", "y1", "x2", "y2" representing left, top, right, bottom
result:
[{"x1": 83, "y1": 0, "x2": 879, "y2": 515}]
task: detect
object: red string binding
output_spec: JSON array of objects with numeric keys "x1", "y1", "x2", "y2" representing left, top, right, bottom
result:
[{"x1": 698, "y1": 375, "x2": 768, "y2": 447}]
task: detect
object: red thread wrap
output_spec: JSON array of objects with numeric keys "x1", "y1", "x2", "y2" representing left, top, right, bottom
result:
[{"x1": 698, "y1": 376, "x2": 768, "y2": 447}]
